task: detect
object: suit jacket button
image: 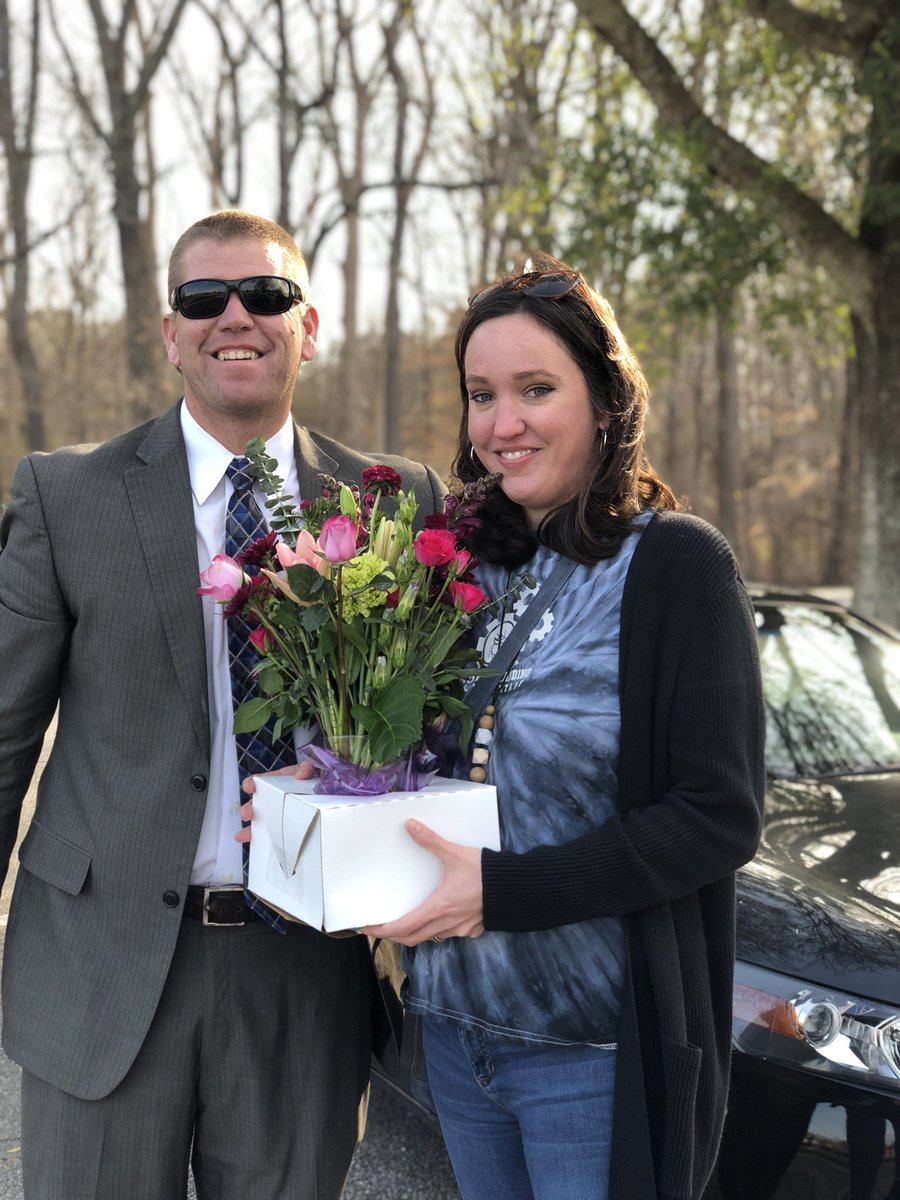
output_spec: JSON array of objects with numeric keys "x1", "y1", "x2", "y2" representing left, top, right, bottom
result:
[
  {"x1": 190, "y1": 774, "x2": 207, "y2": 791},
  {"x1": 162, "y1": 890, "x2": 180, "y2": 908}
]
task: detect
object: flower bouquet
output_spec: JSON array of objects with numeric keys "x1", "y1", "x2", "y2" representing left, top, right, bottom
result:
[
  {"x1": 197, "y1": 441, "x2": 502, "y2": 929},
  {"x1": 199, "y1": 440, "x2": 496, "y2": 791}
]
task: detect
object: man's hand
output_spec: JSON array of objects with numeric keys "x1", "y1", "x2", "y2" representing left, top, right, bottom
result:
[
  {"x1": 235, "y1": 761, "x2": 316, "y2": 843},
  {"x1": 361, "y1": 819, "x2": 484, "y2": 946}
]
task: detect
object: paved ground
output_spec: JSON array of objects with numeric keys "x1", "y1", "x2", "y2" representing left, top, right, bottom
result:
[{"x1": 0, "y1": 721, "x2": 460, "y2": 1198}]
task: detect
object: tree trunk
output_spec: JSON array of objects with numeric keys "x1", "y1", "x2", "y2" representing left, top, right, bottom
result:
[
  {"x1": 822, "y1": 348, "x2": 857, "y2": 585},
  {"x1": 853, "y1": 289, "x2": 900, "y2": 626},
  {"x1": 112, "y1": 151, "x2": 164, "y2": 424},
  {"x1": 570, "y1": 0, "x2": 900, "y2": 624},
  {"x1": 715, "y1": 306, "x2": 740, "y2": 556},
  {"x1": 382, "y1": 8, "x2": 435, "y2": 456},
  {"x1": 8, "y1": 270, "x2": 45, "y2": 451},
  {"x1": 0, "y1": 0, "x2": 46, "y2": 449},
  {"x1": 339, "y1": 204, "x2": 366, "y2": 446}
]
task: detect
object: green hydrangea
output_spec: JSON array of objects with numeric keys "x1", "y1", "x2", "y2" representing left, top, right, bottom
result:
[{"x1": 340, "y1": 552, "x2": 390, "y2": 620}]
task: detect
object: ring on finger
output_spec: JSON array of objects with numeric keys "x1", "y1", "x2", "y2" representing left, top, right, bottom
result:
[{"x1": 431, "y1": 934, "x2": 444, "y2": 943}]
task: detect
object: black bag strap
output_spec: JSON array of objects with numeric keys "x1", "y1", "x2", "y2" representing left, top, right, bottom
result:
[{"x1": 466, "y1": 554, "x2": 577, "y2": 721}]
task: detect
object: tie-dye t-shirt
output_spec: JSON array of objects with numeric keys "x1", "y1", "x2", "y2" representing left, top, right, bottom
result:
[{"x1": 403, "y1": 514, "x2": 652, "y2": 1045}]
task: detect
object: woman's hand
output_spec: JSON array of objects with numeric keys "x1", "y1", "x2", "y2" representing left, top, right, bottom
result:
[
  {"x1": 361, "y1": 819, "x2": 485, "y2": 946},
  {"x1": 235, "y1": 761, "x2": 316, "y2": 843}
]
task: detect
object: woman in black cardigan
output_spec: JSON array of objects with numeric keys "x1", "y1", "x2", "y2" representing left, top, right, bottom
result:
[{"x1": 365, "y1": 255, "x2": 766, "y2": 1200}]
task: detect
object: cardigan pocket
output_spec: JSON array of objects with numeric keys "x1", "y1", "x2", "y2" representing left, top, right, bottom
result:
[
  {"x1": 18, "y1": 819, "x2": 91, "y2": 895},
  {"x1": 657, "y1": 1034, "x2": 703, "y2": 1199}
]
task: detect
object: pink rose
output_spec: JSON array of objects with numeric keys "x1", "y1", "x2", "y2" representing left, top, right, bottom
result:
[
  {"x1": 319, "y1": 516, "x2": 359, "y2": 564},
  {"x1": 276, "y1": 530, "x2": 331, "y2": 577},
  {"x1": 247, "y1": 626, "x2": 275, "y2": 652},
  {"x1": 448, "y1": 580, "x2": 488, "y2": 614},
  {"x1": 413, "y1": 528, "x2": 457, "y2": 566},
  {"x1": 197, "y1": 555, "x2": 246, "y2": 601}
]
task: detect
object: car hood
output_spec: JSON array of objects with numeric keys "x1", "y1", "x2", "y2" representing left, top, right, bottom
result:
[{"x1": 736, "y1": 772, "x2": 900, "y2": 1003}]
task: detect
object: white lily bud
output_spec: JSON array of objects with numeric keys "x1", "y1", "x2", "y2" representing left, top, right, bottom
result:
[{"x1": 373, "y1": 517, "x2": 401, "y2": 566}]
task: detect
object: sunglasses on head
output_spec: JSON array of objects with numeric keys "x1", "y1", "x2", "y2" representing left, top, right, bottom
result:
[
  {"x1": 468, "y1": 270, "x2": 581, "y2": 308},
  {"x1": 169, "y1": 276, "x2": 308, "y2": 320}
]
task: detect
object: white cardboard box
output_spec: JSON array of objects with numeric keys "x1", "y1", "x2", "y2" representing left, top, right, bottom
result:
[{"x1": 247, "y1": 774, "x2": 500, "y2": 932}]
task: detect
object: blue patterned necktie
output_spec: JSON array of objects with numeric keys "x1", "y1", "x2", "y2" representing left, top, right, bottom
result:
[{"x1": 225, "y1": 456, "x2": 294, "y2": 931}]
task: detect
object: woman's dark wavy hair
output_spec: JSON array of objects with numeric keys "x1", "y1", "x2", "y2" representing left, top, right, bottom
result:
[{"x1": 452, "y1": 253, "x2": 679, "y2": 568}]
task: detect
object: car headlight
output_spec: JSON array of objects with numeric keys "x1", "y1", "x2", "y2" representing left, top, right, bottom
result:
[{"x1": 732, "y1": 962, "x2": 900, "y2": 1094}]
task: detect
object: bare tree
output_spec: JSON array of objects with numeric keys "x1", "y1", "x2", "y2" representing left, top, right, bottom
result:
[
  {"x1": 381, "y1": 0, "x2": 437, "y2": 453},
  {"x1": 311, "y1": 0, "x2": 391, "y2": 446},
  {"x1": 447, "y1": 0, "x2": 582, "y2": 286},
  {"x1": 0, "y1": 0, "x2": 45, "y2": 451},
  {"x1": 170, "y1": 0, "x2": 259, "y2": 207},
  {"x1": 269, "y1": 0, "x2": 336, "y2": 238},
  {"x1": 47, "y1": 0, "x2": 191, "y2": 422}
]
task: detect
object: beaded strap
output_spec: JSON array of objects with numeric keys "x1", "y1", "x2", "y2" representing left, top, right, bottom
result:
[{"x1": 469, "y1": 705, "x2": 495, "y2": 783}]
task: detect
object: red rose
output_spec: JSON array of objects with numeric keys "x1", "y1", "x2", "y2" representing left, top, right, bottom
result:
[
  {"x1": 413, "y1": 528, "x2": 457, "y2": 566},
  {"x1": 448, "y1": 580, "x2": 488, "y2": 613},
  {"x1": 248, "y1": 626, "x2": 275, "y2": 652}
]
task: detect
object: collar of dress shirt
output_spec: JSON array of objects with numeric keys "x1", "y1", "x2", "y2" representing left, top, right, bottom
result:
[{"x1": 179, "y1": 401, "x2": 298, "y2": 506}]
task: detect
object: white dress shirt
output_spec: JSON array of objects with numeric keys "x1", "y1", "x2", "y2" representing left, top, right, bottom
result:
[{"x1": 181, "y1": 402, "x2": 303, "y2": 886}]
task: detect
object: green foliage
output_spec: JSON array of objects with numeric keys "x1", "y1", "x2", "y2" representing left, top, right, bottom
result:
[
  {"x1": 352, "y1": 674, "x2": 426, "y2": 764},
  {"x1": 245, "y1": 438, "x2": 303, "y2": 547},
  {"x1": 212, "y1": 458, "x2": 497, "y2": 771}
]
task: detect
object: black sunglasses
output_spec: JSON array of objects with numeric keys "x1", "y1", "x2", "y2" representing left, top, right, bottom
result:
[
  {"x1": 169, "y1": 276, "x2": 308, "y2": 320},
  {"x1": 468, "y1": 270, "x2": 581, "y2": 308}
]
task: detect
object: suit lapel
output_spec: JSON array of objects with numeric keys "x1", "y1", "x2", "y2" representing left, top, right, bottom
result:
[
  {"x1": 125, "y1": 404, "x2": 210, "y2": 755},
  {"x1": 121, "y1": 413, "x2": 350, "y2": 762},
  {"x1": 293, "y1": 423, "x2": 339, "y2": 499}
]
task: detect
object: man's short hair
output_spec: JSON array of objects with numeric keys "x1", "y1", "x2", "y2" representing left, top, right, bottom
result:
[{"x1": 167, "y1": 210, "x2": 309, "y2": 306}]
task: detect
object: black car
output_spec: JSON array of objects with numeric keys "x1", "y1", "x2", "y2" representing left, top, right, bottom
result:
[
  {"x1": 704, "y1": 591, "x2": 900, "y2": 1199},
  {"x1": 374, "y1": 589, "x2": 900, "y2": 1199}
]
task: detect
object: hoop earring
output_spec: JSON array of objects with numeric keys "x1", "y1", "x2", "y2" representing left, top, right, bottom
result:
[
  {"x1": 470, "y1": 444, "x2": 481, "y2": 468},
  {"x1": 599, "y1": 428, "x2": 608, "y2": 453}
]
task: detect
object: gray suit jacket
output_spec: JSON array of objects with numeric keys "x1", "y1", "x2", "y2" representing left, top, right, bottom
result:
[{"x1": 0, "y1": 401, "x2": 444, "y2": 1100}]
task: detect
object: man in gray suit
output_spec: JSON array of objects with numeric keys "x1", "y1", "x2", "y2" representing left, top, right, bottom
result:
[{"x1": 0, "y1": 209, "x2": 444, "y2": 1198}]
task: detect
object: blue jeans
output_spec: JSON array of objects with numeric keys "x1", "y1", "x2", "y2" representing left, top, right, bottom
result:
[{"x1": 421, "y1": 1017, "x2": 616, "y2": 1200}]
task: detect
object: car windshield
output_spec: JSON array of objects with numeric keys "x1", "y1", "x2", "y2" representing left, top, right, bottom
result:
[{"x1": 757, "y1": 602, "x2": 900, "y2": 778}]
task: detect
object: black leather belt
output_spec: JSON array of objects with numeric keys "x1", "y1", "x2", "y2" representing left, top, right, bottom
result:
[{"x1": 183, "y1": 885, "x2": 262, "y2": 926}]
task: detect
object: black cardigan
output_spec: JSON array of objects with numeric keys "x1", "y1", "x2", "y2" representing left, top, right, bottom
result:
[{"x1": 481, "y1": 511, "x2": 766, "y2": 1200}]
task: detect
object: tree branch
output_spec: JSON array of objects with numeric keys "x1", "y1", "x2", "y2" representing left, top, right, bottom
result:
[
  {"x1": 743, "y1": 0, "x2": 871, "y2": 60},
  {"x1": 0, "y1": 200, "x2": 87, "y2": 268},
  {"x1": 572, "y1": 0, "x2": 876, "y2": 322},
  {"x1": 132, "y1": 0, "x2": 192, "y2": 112},
  {"x1": 303, "y1": 172, "x2": 501, "y2": 263}
]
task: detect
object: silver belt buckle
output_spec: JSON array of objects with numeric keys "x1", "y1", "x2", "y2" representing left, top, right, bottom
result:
[{"x1": 202, "y1": 884, "x2": 245, "y2": 927}]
